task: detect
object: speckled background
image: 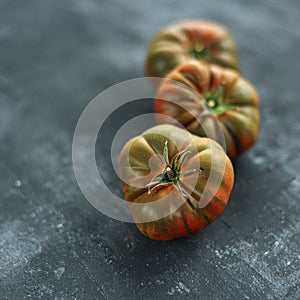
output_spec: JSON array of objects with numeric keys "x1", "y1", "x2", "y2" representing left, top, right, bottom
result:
[{"x1": 0, "y1": 0, "x2": 300, "y2": 299}]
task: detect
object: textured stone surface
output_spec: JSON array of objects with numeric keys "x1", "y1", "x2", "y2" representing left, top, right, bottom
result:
[{"x1": 0, "y1": 0, "x2": 300, "y2": 299}]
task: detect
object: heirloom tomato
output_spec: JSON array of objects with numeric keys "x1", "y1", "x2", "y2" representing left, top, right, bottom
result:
[
  {"x1": 146, "y1": 20, "x2": 239, "y2": 78},
  {"x1": 154, "y1": 61, "x2": 260, "y2": 158},
  {"x1": 119, "y1": 125, "x2": 234, "y2": 240}
]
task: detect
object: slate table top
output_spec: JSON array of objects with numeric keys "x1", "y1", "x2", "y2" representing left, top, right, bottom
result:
[{"x1": 1, "y1": 0, "x2": 300, "y2": 299}]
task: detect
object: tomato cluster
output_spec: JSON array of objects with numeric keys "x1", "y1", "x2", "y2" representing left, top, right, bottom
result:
[{"x1": 119, "y1": 20, "x2": 260, "y2": 240}]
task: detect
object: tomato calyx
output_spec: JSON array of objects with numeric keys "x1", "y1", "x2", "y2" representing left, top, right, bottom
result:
[
  {"x1": 204, "y1": 85, "x2": 235, "y2": 115},
  {"x1": 146, "y1": 141, "x2": 200, "y2": 196},
  {"x1": 189, "y1": 43, "x2": 213, "y2": 60}
]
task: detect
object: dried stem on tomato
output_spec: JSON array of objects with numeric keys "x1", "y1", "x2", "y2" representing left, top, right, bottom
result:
[{"x1": 146, "y1": 141, "x2": 200, "y2": 195}]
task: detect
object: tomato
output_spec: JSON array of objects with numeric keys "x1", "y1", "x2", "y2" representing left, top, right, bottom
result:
[
  {"x1": 146, "y1": 20, "x2": 239, "y2": 78},
  {"x1": 119, "y1": 125, "x2": 234, "y2": 240},
  {"x1": 154, "y1": 61, "x2": 260, "y2": 158}
]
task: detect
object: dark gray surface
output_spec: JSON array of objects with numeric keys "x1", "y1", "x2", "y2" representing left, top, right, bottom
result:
[{"x1": 1, "y1": 0, "x2": 300, "y2": 299}]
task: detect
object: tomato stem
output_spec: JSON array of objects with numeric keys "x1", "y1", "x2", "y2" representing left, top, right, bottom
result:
[
  {"x1": 204, "y1": 85, "x2": 236, "y2": 115},
  {"x1": 146, "y1": 141, "x2": 201, "y2": 195},
  {"x1": 189, "y1": 43, "x2": 213, "y2": 60}
]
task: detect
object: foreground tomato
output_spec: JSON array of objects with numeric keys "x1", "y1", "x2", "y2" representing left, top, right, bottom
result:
[
  {"x1": 146, "y1": 20, "x2": 239, "y2": 78},
  {"x1": 154, "y1": 61, "x2": 260, "y2": 158},
  {"x1": 119, "y1": 125, "x2": 234, "y2": 240}
]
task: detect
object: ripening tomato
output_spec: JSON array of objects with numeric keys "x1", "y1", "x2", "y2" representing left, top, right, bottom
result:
[
  {"x1": 146, "y1": 20, "x2": 239, "y2": 78},
  {"x1": 119, "y1": 125, "x2": 234, "y2": 240},
  {"x1": 154, "y1": 61, "x2": 260, "y2": 158}
]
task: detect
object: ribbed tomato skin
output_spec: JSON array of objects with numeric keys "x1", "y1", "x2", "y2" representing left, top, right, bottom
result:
[
  {"x1": 119, "y1": 125, "x2": 234, "y2": 240},
  {"x1": 154, "y1": 61, "x2": 260, "y2": 158},
  {"x1": 146, "y1": 20, "x2": 239, "y2": 78}
]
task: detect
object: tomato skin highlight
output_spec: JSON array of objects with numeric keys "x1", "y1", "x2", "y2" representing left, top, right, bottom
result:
[
  {"x1": 154, "y1": 61, "x2": 260, "y2": 158},
  {"x1": 119, "y1": 125, "x2": 234, "y2": 240},
  {"x1": 146, "y1": 20, "x2": 239, "y2": 78}
]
